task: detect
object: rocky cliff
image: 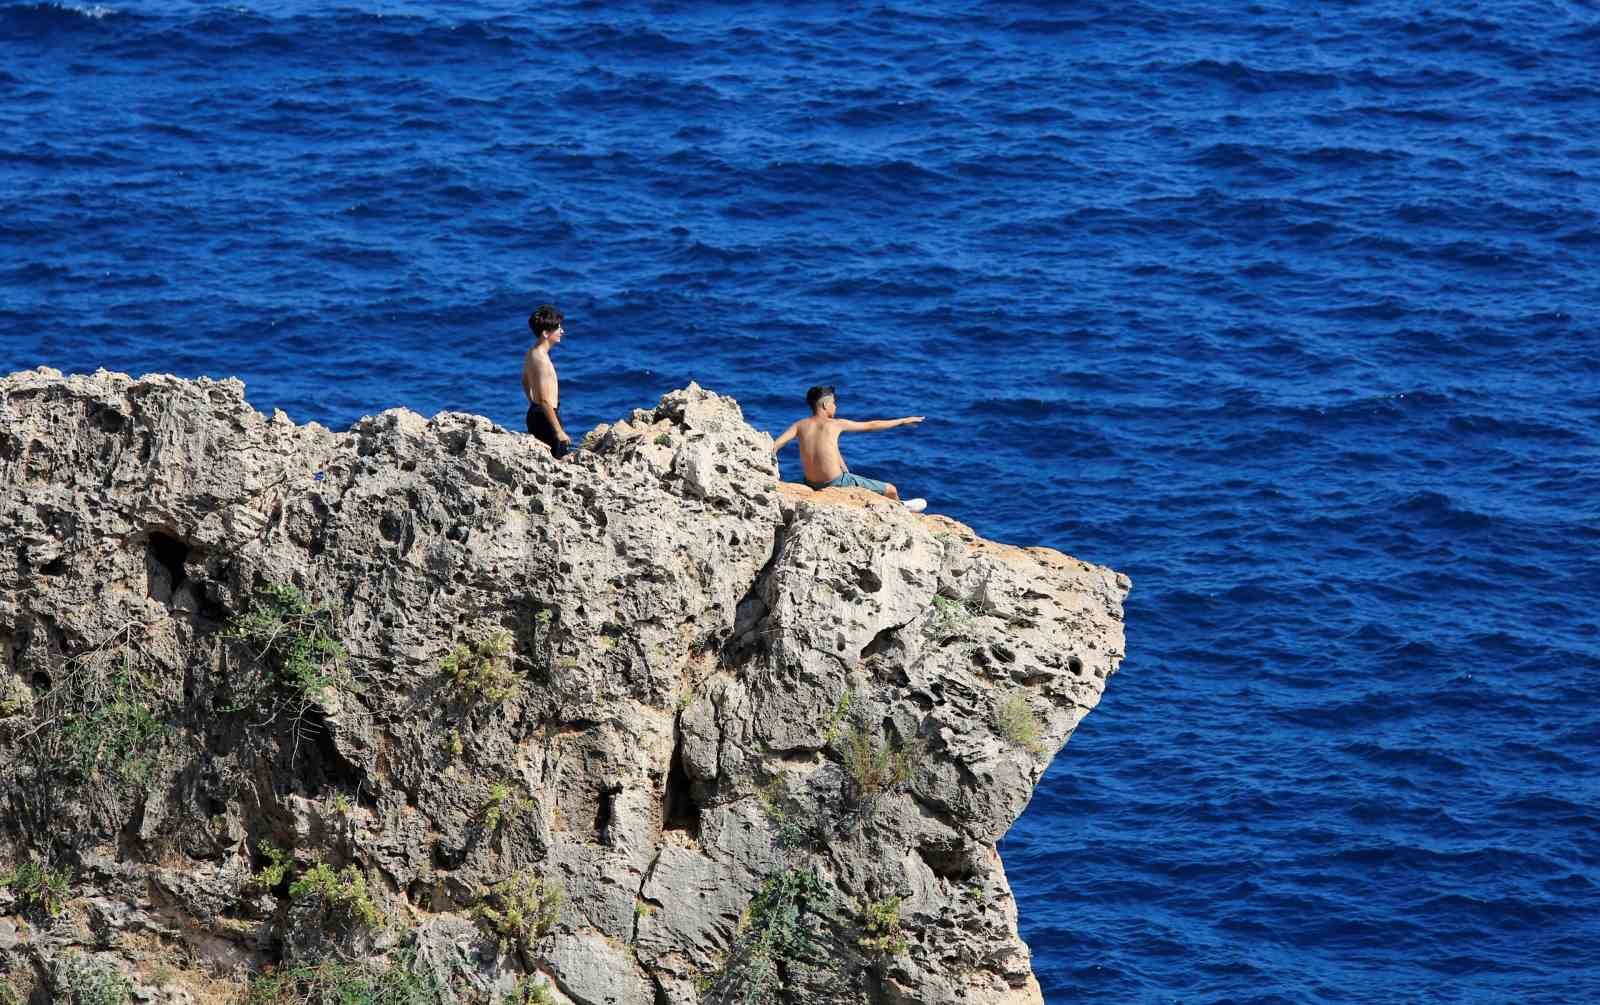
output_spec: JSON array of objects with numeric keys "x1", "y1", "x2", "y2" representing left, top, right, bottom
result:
[{"x1": 0, "y1": 368, "x2": 1129, "y2": 1005}]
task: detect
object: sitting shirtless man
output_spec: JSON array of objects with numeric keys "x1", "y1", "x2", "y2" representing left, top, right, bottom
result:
[{"x1": 771, "y1": 385, "x2": 927, "y2": 512}]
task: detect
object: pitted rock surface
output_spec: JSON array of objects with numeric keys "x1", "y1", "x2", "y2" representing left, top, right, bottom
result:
[{"x1": 0, "y1": 368, "x2": 1129, "y2": 1004}]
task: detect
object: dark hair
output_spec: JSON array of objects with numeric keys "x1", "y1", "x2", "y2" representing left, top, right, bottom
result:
[
  {"x1": 805, "y1": 385, "x2": 836, "y2": 411},
  {"x1": 528, "y1": 304, "x2": 564, "y2": 337}
]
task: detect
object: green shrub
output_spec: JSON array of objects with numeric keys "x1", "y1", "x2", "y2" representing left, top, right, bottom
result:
[
  {"x1": 475, "y1": 872, "x2": 564, "y2": 955},
  {"x1": 0, "y1": 858, "x2": 71, "y2": 918},
  {"x1": 441, "y1": 632, "x2": 518, "y2": 703},
  {"x1": 244, "y1": 953, "x2": 441, "y2": 1005},
  {"x1": 922, "y1": 594, "x2": 979, "y2": 640},
  {"x1": 33, "y1": 649, "x2": 169, "y2": 787},
  {"x1": 757, "y1": 775, "x2": 819, "y2": 851},
  {"x1": 59, "y1": 955, "x2": 132, "y2": 1005},
  {"x1": 289, "y1": 860, "x2": 387, "y2": 931},
  {"x1": 481, "y1": 780, "x2": 533, "y2": 833},
  {"x1": 500, "y1": 977, "x2": 557, "y2": 1005},
  {"x1": 843, "y1": 724, "x2": 921, "y2": 801},
  {"x1": 821, "y1": 689, "x2": 852, "y2": 746},
  {"x1": 223, "y1": 582, "x2": 348, "y2": 718},
  {"x1": 0, "y1": 677, "x2": 30, "y2": 718},
  {"x1": 994, "y1": 693, "x2": 1044, "y2": 754},
  {"x1": 703, "y1": 867, "x2": 833, "y2": 1004},
  {"x1": 250, "y1": 840, "x2": 293, "y2": 890},
  {"x1": 853, "y1": 895, "x2": 908, "y2": 958}
]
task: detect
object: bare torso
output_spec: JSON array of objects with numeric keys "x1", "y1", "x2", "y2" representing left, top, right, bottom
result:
[
  {"x1": 793, "y1": 416, "x2": 846, "y2": 484},
  {"x1": 522, "y1": 345, "x2": 558, "y2": 407}
]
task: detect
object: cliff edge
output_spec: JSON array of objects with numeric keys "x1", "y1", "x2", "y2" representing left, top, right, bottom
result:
[{"x1": 0, "y1": 369, "x2": 1129, "y2": 1004}]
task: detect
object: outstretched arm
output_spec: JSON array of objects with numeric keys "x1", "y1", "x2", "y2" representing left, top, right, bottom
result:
[
  {"x1": 837, "y1": 416, "x2": 924, "y2": 432},
  {"x1": 772, "y1": 422, "x2": 799, "y2": 453}
]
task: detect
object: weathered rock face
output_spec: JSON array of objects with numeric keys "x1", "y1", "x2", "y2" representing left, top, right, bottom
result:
[{"x1": 0, "y1": 368, "x2": 1129, "y2": 1004}]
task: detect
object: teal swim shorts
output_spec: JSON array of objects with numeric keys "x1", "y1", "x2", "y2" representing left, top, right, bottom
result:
[{"x1": 806, "y1": 471, "x2": 891, "y2": 495}]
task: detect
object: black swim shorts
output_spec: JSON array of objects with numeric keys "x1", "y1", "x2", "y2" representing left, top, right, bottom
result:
[{"x1": 526, "y1": 403, "x2": 568, "y2": 459}]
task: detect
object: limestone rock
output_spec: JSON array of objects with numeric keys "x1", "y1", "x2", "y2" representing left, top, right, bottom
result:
[{"x1": 0, "y1": 368, "x2": 1129, "y2": 1004}]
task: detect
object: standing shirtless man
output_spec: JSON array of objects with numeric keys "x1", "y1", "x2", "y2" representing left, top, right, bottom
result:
[
  {"x1": 771, "y1": 385, "x2": 927, "y2": 512},
  {"x1": 522, "y1": 304, "x2": 570, "y2": 458}
]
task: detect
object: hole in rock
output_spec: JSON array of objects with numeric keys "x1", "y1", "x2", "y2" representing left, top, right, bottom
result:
[
  {"x1": 1068, "y1": 656, "x2": 1084, "y2": 676},
  {"x1": 145, "y1": 531, "x2": 190, "y2": 605},
  {"x1": 662, "y1": 732, "x2": 701, "y2": 837},
  {"x1": 92, "y1": 404, "x2": 126, "y2": 435},
  {"x1": 860, "y1": 625, "x2": 900, "y2": 663},
  {"x1": 408, "y1": 880, "x2": 431, "y2": 907},
  {"x1": 299, "y1": 709, "x2": 373, "y2": 807},
  {"x1": 917, "y1": 842, "x2": 977, "y2": 881},
  {"x1": 432, "y1": 840, "x2": 466, "y2": 869},
  {"x1": 595, "y1": 782, "x2": 623, "y2": 846}
]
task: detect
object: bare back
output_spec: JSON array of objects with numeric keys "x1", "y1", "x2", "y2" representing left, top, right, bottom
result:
[
  {"x1": 522, "y1": 345, "x2": 559, "y2": 407},
  {"x1": 793, "y1": 416, "x2": 846, "y2": 484}
]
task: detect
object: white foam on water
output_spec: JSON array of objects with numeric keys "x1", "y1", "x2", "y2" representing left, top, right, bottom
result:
[{"x1": 51, "y1": 2, "x2": 116, "y2": 19}]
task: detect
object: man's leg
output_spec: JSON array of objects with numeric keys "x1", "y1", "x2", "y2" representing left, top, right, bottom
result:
[{"x1": 839, "y1": 472, "x2": 895, "y2": 497}]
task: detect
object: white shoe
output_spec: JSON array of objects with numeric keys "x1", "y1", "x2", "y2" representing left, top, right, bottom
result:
[{"x1": 902, "y1": 497, "x2": 927, "y2": 513}]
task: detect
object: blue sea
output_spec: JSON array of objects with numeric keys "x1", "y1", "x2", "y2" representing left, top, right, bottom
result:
[{"x1": 3, "y1": 1, "x2": 1598, "y2": 1001}]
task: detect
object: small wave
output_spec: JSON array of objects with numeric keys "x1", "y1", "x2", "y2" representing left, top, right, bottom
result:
[
  {"x1": 566, "y1": 22, "x2": 696, "y2": 57},
  {"x1": 4, "y1": 261, "x2": 71, "y2": 282},
  {"x1": 1289, "y1": 145, "x2": 1410, "y2": 167},
  {"x1": 0, "y1": 0, "x2": 117, "y2": 33},
  {"x1": 1165, "y1": 58, "x2": 1341, "y2": 94},
  {"x1": 1395, "y1": 490, "x2": 1493, "y2": 531},
  {"x1": 1187, "y1": 142, "x2": 1263, "y2": 169},
  {"x1": 1001, "y1": 17, "x2": 1091, "y2": 35},
  {"x1": 1350, "y1": 66, "x2": 1488, "y2": 91}
]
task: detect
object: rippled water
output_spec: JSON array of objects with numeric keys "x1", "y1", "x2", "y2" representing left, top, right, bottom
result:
[{"x1": 4, "y1": 1, "x2": 1598, "y2": 1001}]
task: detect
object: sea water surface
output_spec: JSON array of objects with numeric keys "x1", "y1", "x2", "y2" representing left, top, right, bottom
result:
[{"x1": 3, "y1": 1, "x2": 1598, "y2": 1001}]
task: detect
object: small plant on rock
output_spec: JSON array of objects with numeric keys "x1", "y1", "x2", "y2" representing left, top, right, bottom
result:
[
  {"x1": 923, "y1": 593, "x2": 979, "y2": 641},
  {"x1": 223, "y1": 582, "x2": 348, "y2": 720},
  {"x1": 821, "y1": 689, "x2": 853, "y2": 746},
  {"x1": 0, "y1": 677, "x2": 30, "y2": 718},
  {"x1": 0, "y1": 858, "x2": 71, "y2": 919},
  {"x1": 704, "y1": 866, "x2": 833, "y2": 1004},
  {"x1": 843, "y1": 724, "x2": 921, "y2": 801},
  {"x1": 757, "y1": 775, "x2": 819, "y2": 851},
  {"x1": 288, "y1": 860, "x2": 387, "y2": 931},
  {"x1": 481, "y1": 780, "x2": 534, "y2": 834},
  {"x1": 994, "y1": 693, "x2": 1044, "y2": 754},
  {"x1": 475, "y1": 872, "x2": 564, "y2": 956},
  {"x1": 30, "y1": 639, "x2": 171, "y2": 789},
  {"x1": 501, "y1": 976, "x2": 557, "y2": 1005},
  {"x1": 250, "y1": 840, "x2": 294, "y2": 890},
  {"x1": 59, "y1": 954, "x2": 133, "y2": 1005},
  {"x1": 852, "y1": 895, "x2": 909, "y2": 958},
  {"x1": 244, "y1": 951, "x2": 440, "y2": 1004},
  {"x1": 441, "y1": 631, "x2": 518, "y2": 703}
]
